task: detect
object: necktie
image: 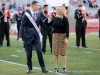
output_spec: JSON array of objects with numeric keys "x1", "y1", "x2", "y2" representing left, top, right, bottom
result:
[{"x1": 33, "y1": 13, "x2": 36, "y2": 21}]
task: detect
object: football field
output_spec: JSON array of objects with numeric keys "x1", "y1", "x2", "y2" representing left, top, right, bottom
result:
[{"x1": 0, "y1": 33, "x2": 100, "y2": 75}]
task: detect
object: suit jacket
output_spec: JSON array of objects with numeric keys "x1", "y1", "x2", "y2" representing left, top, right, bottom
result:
[
  {"x1": 22, "y1": 10, "x2": 30, "y2": 15},
  {"x1": 19, "y1": 11, "x2": 51, "y2": 41}
]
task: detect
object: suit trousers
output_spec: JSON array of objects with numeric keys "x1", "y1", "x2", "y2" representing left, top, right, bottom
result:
[
  {"x1": 24, "y1": 35, "x2": 45, "y2": 70},
  {"x1": 0, "y1": 22, "x2": 10, "y2": 45}
]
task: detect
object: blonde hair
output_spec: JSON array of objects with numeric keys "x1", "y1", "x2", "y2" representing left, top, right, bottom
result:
[
  {"x1": 82, "y1": 6, "x2": 87, "y2": 19},
  {"x1": 56, "y1": 6, "x2": 68, "y2": 18}
]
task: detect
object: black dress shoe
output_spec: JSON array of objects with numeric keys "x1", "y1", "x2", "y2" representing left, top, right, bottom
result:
[
  {"x1": 42, "y1": 68, "x2": 48, "y2": 73},
  {"x1": 7, "y1": 45, "x2": 11, "y2": 47},
  {"x1": 26, "y1": 70, "x2": 32, "y2": 74},
  {"x1": 7, "y1": 44, "x2": 11, "y2": 47},
  {"x1": 82, "y1": 46, "x2": 88, "y2": 48}
]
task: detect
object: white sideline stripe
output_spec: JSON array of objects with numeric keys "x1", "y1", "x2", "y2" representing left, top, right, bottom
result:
[
  {"x1": 68, "y1": 46, "x2": 100, "y2": 51},
  {"x1": 16, "y1": 50, "x2": 23, "y2": 52},
  {"x1": 11, "y1": 55, "x2": 19, "y2": 57},
  {"x1": 84, "y1": 51, "x2": 92, "y2": 54},
  {"x1": 0, "y1": 59, "x2": 66, "y2": 75},
  {"x1": 89, "y1": 32, "x2": 98, "y2": 34}
]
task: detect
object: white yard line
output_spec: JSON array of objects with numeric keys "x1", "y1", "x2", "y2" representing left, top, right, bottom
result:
[
  {"x1": 68, "y1": 46, "x2": 100, "y2": 51},
  {"x1": 0, "y1": 59, "x2": 99, "y2": 74},
  {"x1": 46, "y1": 43, "x2": 100, "y2": 52},
  {"x1": 11, "y1": 55, "x2": 19, "y2": 57},
  {"x1": 0, "y1": 59, "x2": 66, "y2": 75},
  {"x1": 84, "y1": 51, "x2": 92, "y2": 54},
  {"x1": 89, "y1": 32, "x2": 98, "y2": 34},
  {"x1": 16, "y1": 50, "x2": 23, "y2": 53},
  {"x1": 46, "y1": 44, "x2": 100, "y2": 51}
]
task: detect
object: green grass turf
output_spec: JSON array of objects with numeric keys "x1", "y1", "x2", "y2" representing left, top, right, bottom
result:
[
  {"x1": 0, "y1": 62, "x2": 55, "y2": 75},
  {"x1": 0, "y1": 33, "x2": 100, "y2": 75}
]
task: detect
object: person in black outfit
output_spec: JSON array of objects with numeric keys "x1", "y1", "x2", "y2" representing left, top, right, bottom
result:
[
  {"x1": 98, "y1": 8, "x2": 100, "y2": 38},
  {"x1": 0, "y1": 3, "x2": 11, "y2": 47},
  {"x1": 41, "y1": 4, "x2": 52, "y2": 53},
  {"x1": 74, "y1": 5, "x2": 88, "y2": 48},
  {"x1": 18, "y1": 1, "x2": 51, "y2": 74},
  {"x1": 15, "y1": 7, "x2": 22, "y2": 40}
]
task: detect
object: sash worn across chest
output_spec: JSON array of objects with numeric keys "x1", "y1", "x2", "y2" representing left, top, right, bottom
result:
[{"x1": 25, "y1": 12, "x2": 43, "y2": 42}]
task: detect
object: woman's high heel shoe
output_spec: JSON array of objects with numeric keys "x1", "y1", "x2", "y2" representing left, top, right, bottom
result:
[
  {"x1": 54, "y1": 68, "x2": 59, "y2": 73},
  {"x1": 63, "y1": 68, "x2": 67, "y2": 73}
]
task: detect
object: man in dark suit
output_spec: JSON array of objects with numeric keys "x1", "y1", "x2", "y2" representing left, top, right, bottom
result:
[
  {"x1": 18, "y1": 1, "x2": 51, "y2": 74},
  {"x1": 98, "y1": 8, "x2": 100, "y2": 38},
  {"x1": 74, "y1": 5, "x2": 88, "y2": 48},
  {"x1": 41, "y1": 4, "x2": 52, "y2": 53},
  {"x1": 0, "y1": 3, "x2": 11, "y2": 47},
  {"x1": 22, "y1": 3, "x2": 35, "y2": 51}
]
